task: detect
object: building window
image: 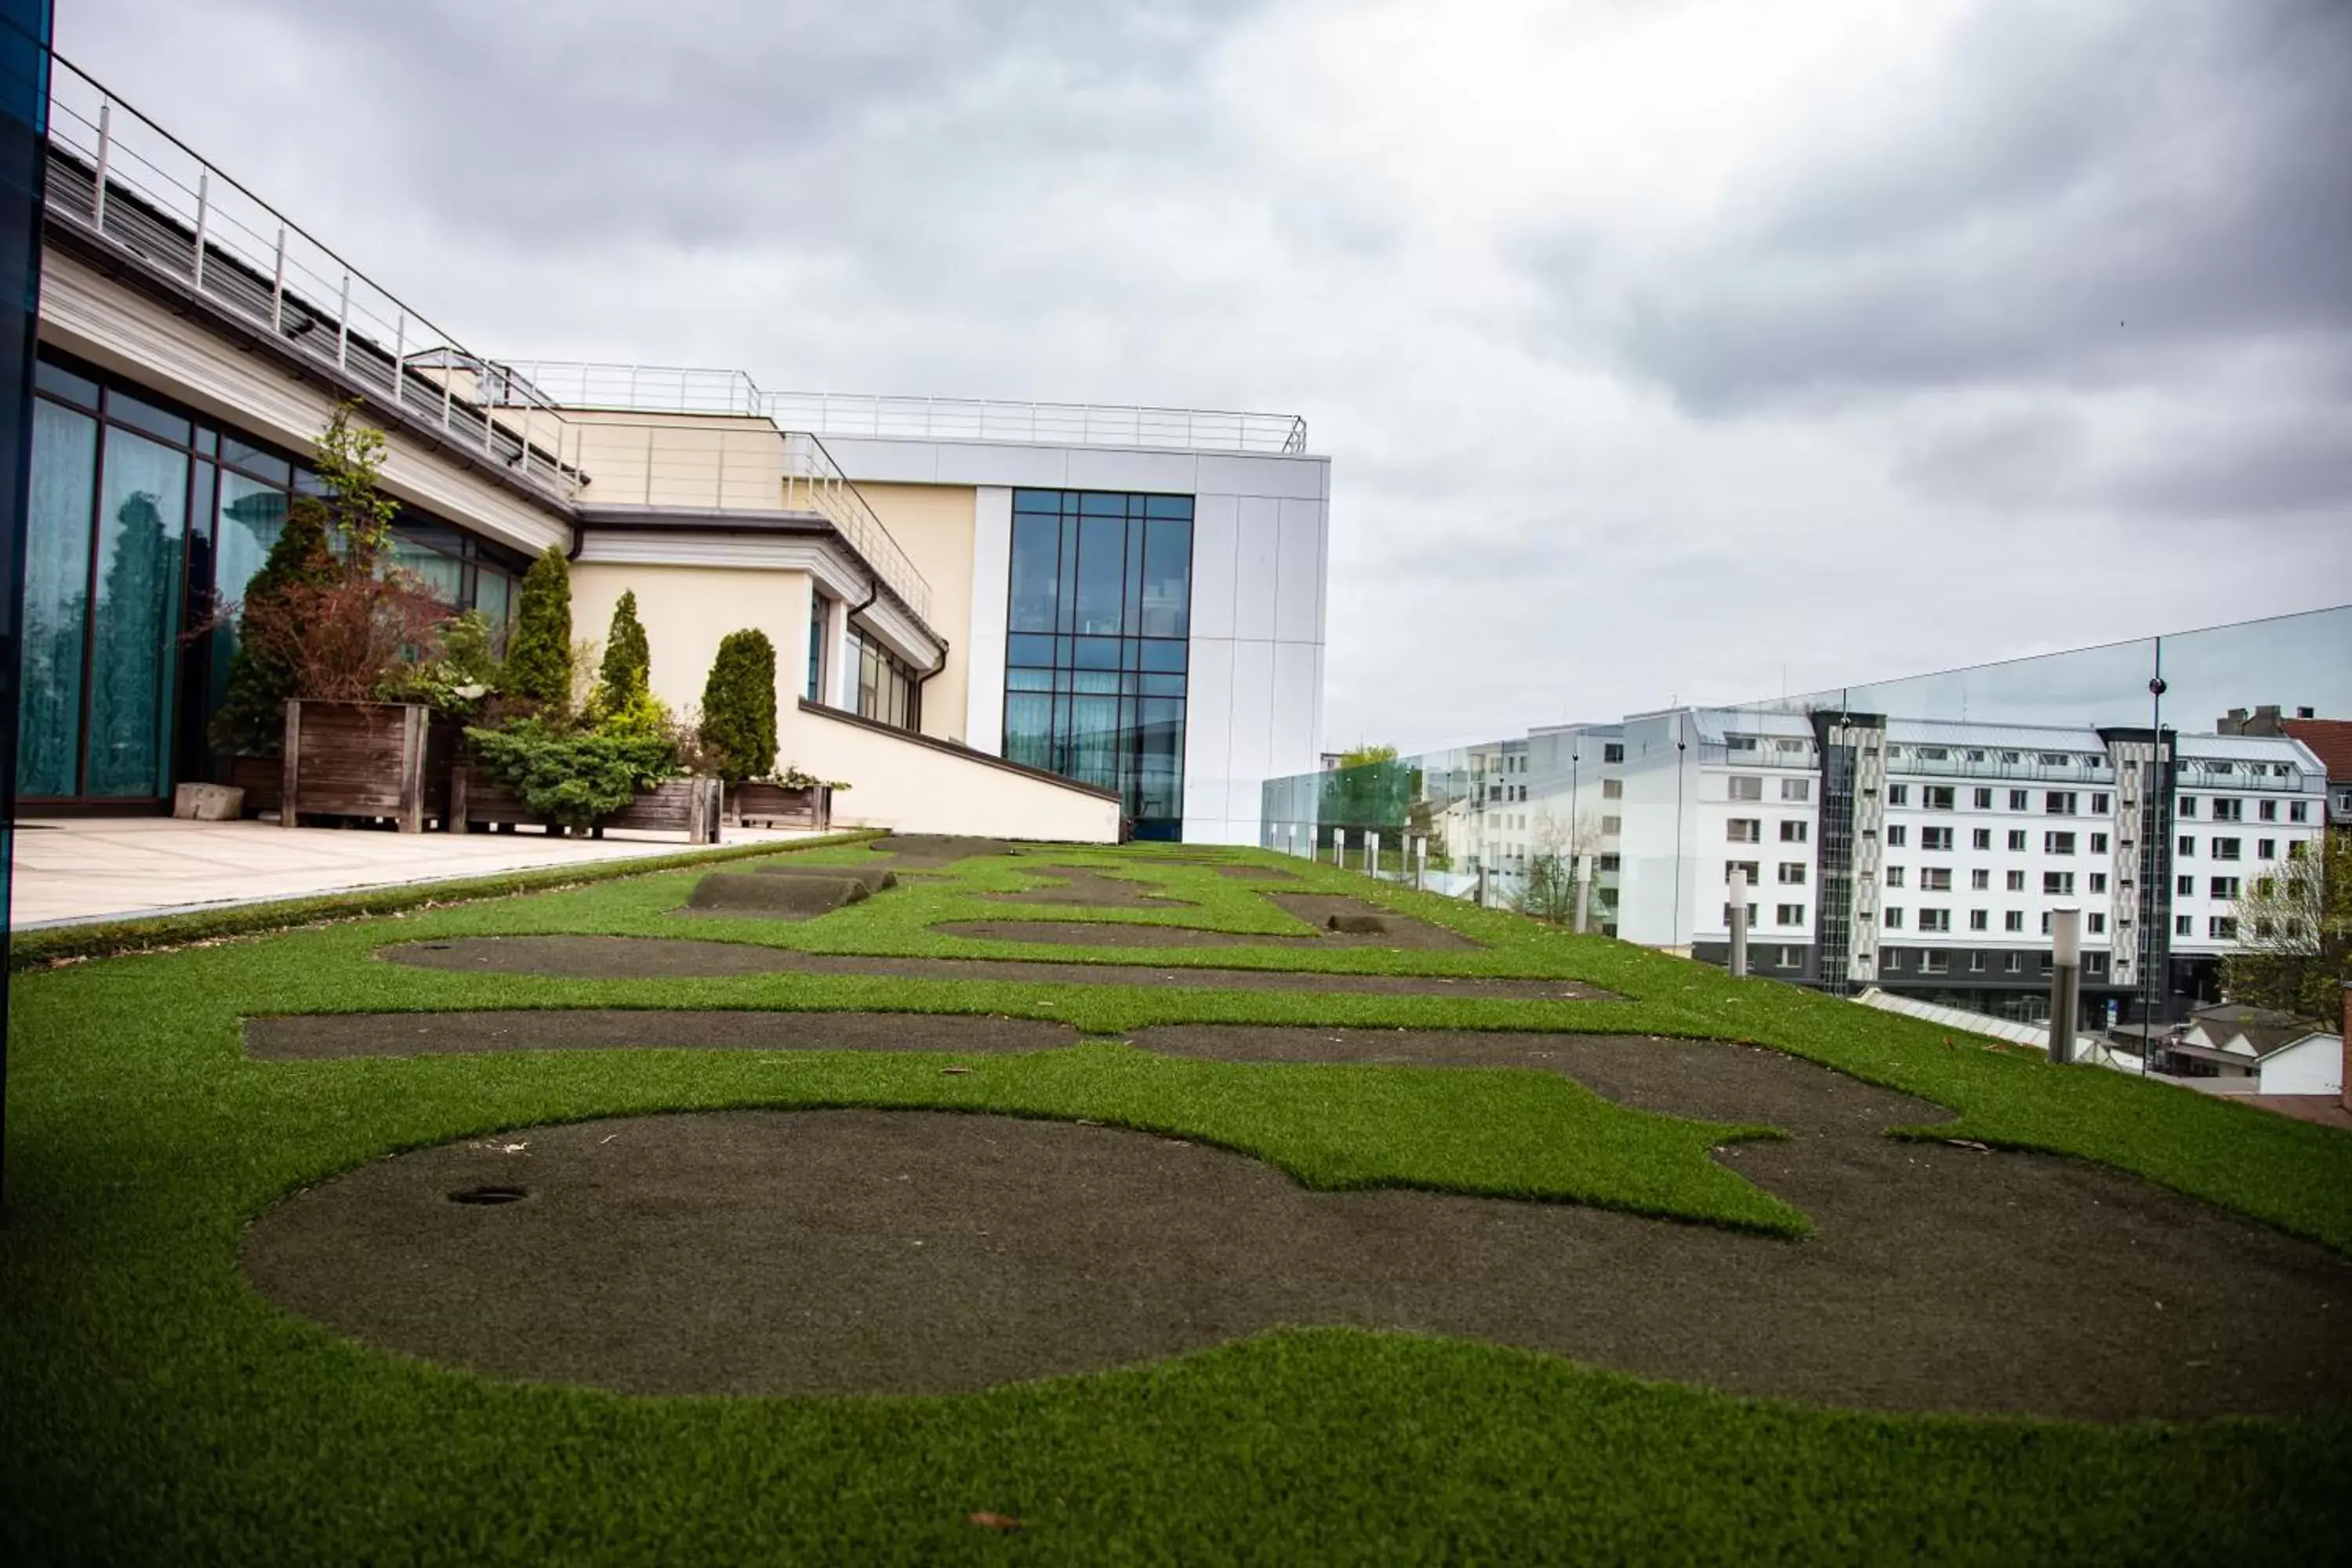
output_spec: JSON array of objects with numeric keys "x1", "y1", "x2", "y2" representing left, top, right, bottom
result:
[
  {"x1": 851, "y1": 632, "x2": 923, "y2": 733},
  {"x1": 1726, "y1": 818, "x2": 1761, "y2": 843},
  {"x1": 2257, "y1": 838, "x2": 2275, "y2": 859},
  {"x1": 1887, "y1": 784, "x2": 1910, "y2": 806},
  {"x1": 2005, "y1": 869, "x2": 2026, "y2": 892},
  {"x1": 1602, "y1": 742, "x2": 1624, "y2": 763},
  {"x1": 1969, "y1": 909, "x2": 1988, "y2": 931},
  {"x1": 1922, "y1": 786, "x2": 1954, "y2": 811},
  {"x1": 1971, "y1": 869, "x2": 1990, "y2": 891},
  {"x1": 1886, "y1": 866, "x2": 1907, "y2": 887},
  {"x1": 2177, "y1": 835, "x2": 2195, "y2": 858},
  {"x1": 2008, "y1": 789, "x2": 2027, "y2": 810},
  {"x1": 2088, "y1": 913, "x2": 2106, "y2": 935},
  {"x1": 806, "y1": 593, "x2": 830, "y2": 701},
  {"x1": 1920, "y1": 867, "x2": 1951, "y2": 891},
  {"x1": 1778, "y1": 862, "x2": 1807, "y2": 885},
  {"x1": 2040, "y1": 911, "x2": 2053, "y2": 936},
  {"x1": 2043, "y1": 872, "x2": 2075, "y2": 896},
  {"x1": 2178, "y1": 796, "x2": 2198, "y2": 818},
  {"x1": 1969, "y1": 950, "x2": 1987, "y2": 970},
  {"x1": 2176, "y1": 914, "x2": 2193, "y2": 937},
  {"x1": 1918, "y1": 909, "x2": 1951, "y2": 933},
  {"x1": 2091, "y1": 792, "x2": 2110, "y2": 813},
  {"x1": 2212, "y1": 837, "x2": 2241, "y2": 862},
  {"x1": 1004, "y1": 488, "x2": 1192, "y2": 833},
  {"x1": 2209, "y1": 877, "x2": 2240, "y2": 900},
  {"x1": 1921, "y1": 826, "x2": 1953, "y2": 851},
  {"x1": 1973, "y1": 787, "x2": 1993, "y2": 810},
  {"x1": 2088, "y1": 873, "x2": 2107, "y2": 894},
  {"x1": 1973, "y1": 828, "x2": 1991, "y2": 850},
  {"x1": 2209, "y1": 916, "x2": 2238, "y2": 941},
  {"x1": 2089, "y1": 832, "x2": 2108, "y2": 853},
  {"x1": 2003, "y1": 953, "x2": 2022, "y2": 973},
  {"x1": 1601, "y1": 815, "x2": 1622, "y2": 835},
  {"x1": 1728, "y1": 775, "x2": 1762, "y2": 801},
  {"x1": 1921, "y1": 951, "x2": 1949, "y2": 974},
  {"x1": 1780, "y1": 820, "x2": 1809, "y2": 843},
  {"x1": 2004, "y1": 910, "x2": 2024, "y2": 932},
  {"x1": 1887, "y1": 825, "x2": 1909, "y2": 847},
  {"x1": 2210, "y1": 797, "x2": 2243, "y2": 822},
  {"x1": 1884, "y1": 908, "x2": 1904, "y2": 929},
  {"x1": 2044, "y1": 832, "x2": 2076, "y2": 855},
  {"x1": 1722, "y1": 902, "x2": 1759, "y2": 927},
  {"x1": 2045, "y1": 791, "x2": 2078, "y2": 815},
  {"x1": 1776, "y1": 903, "x2": 1803, "y2": 927},
  {"x1": 2290, "y1": 800, "x2": 2309, "y2": 822},
  {"x1": 1726, "y1": 860, "x2": 1762, "y2": 884},
  {"x1": 1882, "y1": 948, "x2": 1902, "y2": 970},
  {"x1": 2258, "y1": 798, "x2": 2277, "y2": 822},
  {"x1": 1781, "y1": 778, "x2": 1810, "y2": 802},
  {"x1": 2007, "y1": 829, "x2": 2027, "y2": 851},
  {"x1": 2176, "y1": 873, "x2": 2194, "y2": 896},
  {"x1": 1602, "y1": 778, "x2": 1624, "y2": 800}
]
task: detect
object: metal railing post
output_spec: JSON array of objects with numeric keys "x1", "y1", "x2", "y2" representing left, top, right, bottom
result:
[
  {"x1": 91, "y1": 102, "x2": 111, "y2": 229},
  {"x1": 391, "y1": 314, "x2": 405, "y2": 401},
  {"x1": 335, "y1": 274, "x2": 350, "y2": 370},
  {"x1": 270, "y1": 227, "x2": 286, "y2": 332},
  {"x1": 191, "y1": 173, "x2": 209, "y2": 290},
  {"x1": 643, "y1": 424, "x2": 654, "y2": 506},
  {"x1": 713, "y1": 429, "x2": 726, "y2": 507},
  {"x1": 519, "y1": 404, "x2": 533, "y2": 479},
  {"x1": 440, "y1": 357, "x2": 453, "y2": 430}
]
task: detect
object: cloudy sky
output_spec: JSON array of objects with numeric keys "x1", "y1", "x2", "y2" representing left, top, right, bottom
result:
[{"x1": 59, "y1": 0, "x2": 2352, "y2": 752}]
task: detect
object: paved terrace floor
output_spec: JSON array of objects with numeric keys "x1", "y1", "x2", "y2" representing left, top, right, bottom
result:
[{"x1": 9, "y1": 816, "x2": 826, "y2": 928}]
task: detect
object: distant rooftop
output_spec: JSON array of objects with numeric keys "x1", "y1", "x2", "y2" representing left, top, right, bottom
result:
[{"x1": 496, "y1": 362, "x2": 1312, "y2": 456}]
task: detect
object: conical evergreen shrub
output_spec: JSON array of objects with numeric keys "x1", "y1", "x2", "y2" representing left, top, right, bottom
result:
[
  {"x1": 505, "y1": 546, "x2": 573, "y2": 710},
  {"x1": 699, "y1": 629, "x2": 777, "y2": 783},
  {"x1": 208, "y1": 495, "x2": 336, "y2": 756},
  {"x1": 596, "y1": 590, "x2": 652, "y2": 710}
]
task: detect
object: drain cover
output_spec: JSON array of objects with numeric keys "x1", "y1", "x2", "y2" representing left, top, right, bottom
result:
[{"x1": 448, "y1": 1184, "x2": 529, "y2": 1206}]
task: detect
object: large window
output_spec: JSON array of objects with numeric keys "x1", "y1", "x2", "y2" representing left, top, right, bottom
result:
[
  {"x1": 851, "y1": 628, "x2": 920, "y2": 731},
  {"x1": 1002, "y1": 488, "x2": 1192, "y2": 836},
  {"x1": 18, "y1": 349, "x2": 531, "y2": 803}
]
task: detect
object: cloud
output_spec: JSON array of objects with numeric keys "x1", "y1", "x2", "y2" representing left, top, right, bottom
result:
[{"x1": 53, "y1": 0, "x2": 2352, "y2": 759}]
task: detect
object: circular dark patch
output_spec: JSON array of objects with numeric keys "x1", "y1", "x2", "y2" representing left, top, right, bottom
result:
[{"x1": 243, "y1": 1103, "x2": 2352, "y2": 1421}]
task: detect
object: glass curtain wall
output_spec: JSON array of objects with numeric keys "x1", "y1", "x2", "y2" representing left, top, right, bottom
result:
[
  {"x1": 16, "y1": 349, "x2": 530, "y2": 804},
  {"x1": 1002, "y1": 488, "x2": 1192, "y2": 837}
]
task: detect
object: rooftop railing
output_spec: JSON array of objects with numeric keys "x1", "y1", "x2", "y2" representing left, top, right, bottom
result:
[
  {"x1": 505, "y1": 361, "x2": 1312, "y2": 455},
  {"x1": 40, "y1": 54, "x2": 580, "y2": 503}
]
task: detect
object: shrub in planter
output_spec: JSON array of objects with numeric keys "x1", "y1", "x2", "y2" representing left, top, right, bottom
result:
[
  {"x1": 209, "y1": 495, "x2": 336, "y2": 756},
  {"x1": 505, "y1": 546, "x2": 573, "y2": 710},
  {"x1": 699, "y1": 629, "x2": 777, "y2": 784},
  {"x1": 463, "y1": 716, "x2": 680, "y2": 831},
  {"x1": 596, "y1": 591, "x2": 652, "y2": 710}
]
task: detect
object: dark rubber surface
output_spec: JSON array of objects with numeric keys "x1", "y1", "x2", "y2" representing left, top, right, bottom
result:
[
  {"x1": 246, "y1": 1009, "x2": 1078, "y2": 1060},
  {"x1": 934, "y1": 895, "x2": 1479, "y2": 951},
  {"x1": 982, "y1": 866, "x2": 1197, "y2": 909},
  {"x1": 684, "y1": 872, "x2": 868, "y2": 918},
  {"x1": 753, "y1": 862, "x2": 898, "y2": 894},
  {"x1": 243, "y1": 1089, "x2": 2352, "y2": 1418},
  {"x1": 379, "y1": 936, "x2": 1614, "y2": 999}
]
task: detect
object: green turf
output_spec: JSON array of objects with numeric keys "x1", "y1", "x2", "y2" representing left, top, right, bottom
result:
[{"x1": 5, "y1": 839, "x2": 2350, "y2": 1563}]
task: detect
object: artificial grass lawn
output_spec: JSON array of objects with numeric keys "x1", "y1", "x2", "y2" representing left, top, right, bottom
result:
[{"x1": 5, "y1": 840, "x2": 2350, "y2": 1562}]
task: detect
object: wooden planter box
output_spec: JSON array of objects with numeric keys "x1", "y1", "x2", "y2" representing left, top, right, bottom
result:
[
  {"x1": 728, "y1": 781, "x2": 832, "y2": 829},
  {"x1": 280, "y1": 699, "x2": 458, "y2": 833},
  {"x1": 449, "y1": 766, "x2": 723, "y2": 844},
  {"x1": 227, "y1": 753, "x2": 282, "y2": 816}
]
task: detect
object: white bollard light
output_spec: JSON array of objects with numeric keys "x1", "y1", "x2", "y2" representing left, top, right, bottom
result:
[
  {"x1": 1367, "y1": 830, "x2": 1380, "y2": 876},
  {"x1": 1726, "y1": 867, "x2": 1749, "y2": 978},
  {"x1": 1574, "y1": 855, "x2": 1592, "y2": 935},
  {"x1": 2049, "y1": 906, "x2": 2081, "y2": 1065}
]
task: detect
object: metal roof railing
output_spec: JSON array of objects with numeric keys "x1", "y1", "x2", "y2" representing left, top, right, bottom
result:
[
  {"x1": 39, "y1": 53, "x2": 580, "y2": 503},
  {"x1": 503, "y1": 360, "x2": 1312, "y2": 456}
]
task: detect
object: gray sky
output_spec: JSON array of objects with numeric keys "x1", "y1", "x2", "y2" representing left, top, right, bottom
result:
[{"x1": 59, "y1": 0, "x2": 2352, "y2": 753}]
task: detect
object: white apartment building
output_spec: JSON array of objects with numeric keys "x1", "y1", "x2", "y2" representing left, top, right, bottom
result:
[{"x1": 1617, "y1": 709, "x2": 2328, "y2": 1022}]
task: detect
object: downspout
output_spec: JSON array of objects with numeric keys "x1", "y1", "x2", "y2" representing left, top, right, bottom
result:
[
  {"x1": 833, "y1": 574, "x2": 880, "y2": 711},
  {"x1": 913, "y1": 638, "x2": 951, "y2": 733}
]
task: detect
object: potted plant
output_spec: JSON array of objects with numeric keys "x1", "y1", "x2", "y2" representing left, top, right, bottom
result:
[
  {"x1": 452, "y1": 585, "x2": 720, "y2": 841},
  {"x1": 731, "y1": 764, "x2": 844, "y2": 829},
  {"x1": 212, "y1": 405, "x2": 480, "y2": 832}
]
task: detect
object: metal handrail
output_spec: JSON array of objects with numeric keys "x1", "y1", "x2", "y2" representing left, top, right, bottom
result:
[
  {"x1": 39, "y1": 53, "x2": 581, "y2": 503},
  {"x1": 506, "y1": 359, "x2": 1311, "y2": 456}
]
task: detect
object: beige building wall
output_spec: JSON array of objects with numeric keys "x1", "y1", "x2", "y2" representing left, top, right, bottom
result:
[
  {"x1": 852, "y1": 482, "x2": 978, "y2": 742},
  {"x1": 794, "y1": 705, "x2": 1119, "y2": 842},
  {"x1": 572, "y1": 561, "x2": 813, "y2": 738}
]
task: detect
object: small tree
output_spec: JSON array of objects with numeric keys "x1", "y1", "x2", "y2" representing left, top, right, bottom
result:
[
  {"x1": 699, "y1": 630, "x2": 777, "y2": 783},
  {"x1": 2224, "y1": 831, "x2": 2350, "y2": 1018},
  {"x1": 505, "y1": 546, "x2": 573, "y2": 710},
  {"x1": 209, "y1": 494, "x2": 334, "y2": 755},
  {"x1": 596, "y1": 590, "x2": 652, "y2": 711},
  {"x1": 1516, "y1": 808, "x2": 1603, "y2": 923}
]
